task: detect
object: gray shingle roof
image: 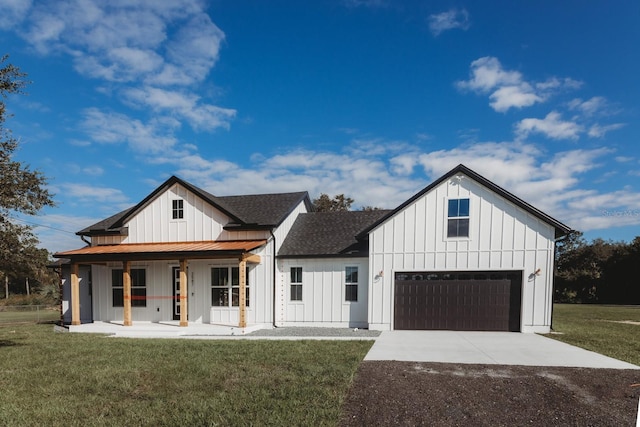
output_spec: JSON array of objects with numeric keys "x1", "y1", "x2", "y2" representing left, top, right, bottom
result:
[
  {"x1": 278, "y1": 210, "x2": 392, "y2": 257},
  {"x1": 216, "y1": 192, "x2": 310, "y2": 226}
]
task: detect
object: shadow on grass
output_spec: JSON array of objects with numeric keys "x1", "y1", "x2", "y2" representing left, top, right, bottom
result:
[{"x1": 0, "y1": 339, "x2": 21, "y2": 347}]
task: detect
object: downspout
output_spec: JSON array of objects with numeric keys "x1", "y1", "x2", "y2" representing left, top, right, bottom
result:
[
  {"x1": 270, "y1": 229, "x2": 278, "y2": 328},
  {"x1": 80, "y1": 234, "x2": 91, "y2": 247}
]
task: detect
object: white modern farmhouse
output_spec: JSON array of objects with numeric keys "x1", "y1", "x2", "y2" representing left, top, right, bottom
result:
[{"x1": 55, "y1": 164, "x2": 571, "y2": 333}]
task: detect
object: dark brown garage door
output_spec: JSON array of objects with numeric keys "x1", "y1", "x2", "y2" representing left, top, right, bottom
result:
[{"x1": 394, "y1": 271, "x2": 522, "y2": 331}]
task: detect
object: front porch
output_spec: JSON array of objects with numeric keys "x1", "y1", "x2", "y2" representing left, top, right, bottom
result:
[
  {"x1": 54, "y1": 240, "x2": 267, "y2": 329},
  {"x1": 67, "y1": 321, "x2": 269, "y2": 338}
]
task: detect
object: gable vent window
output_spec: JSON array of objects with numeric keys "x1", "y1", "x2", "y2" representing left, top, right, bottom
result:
[
  {"x1": 447, "y1": 198, "x2": 470, "y2": 238},
  {"x1": 172, "y1": 199, "x2": 184, "y2": 219}
]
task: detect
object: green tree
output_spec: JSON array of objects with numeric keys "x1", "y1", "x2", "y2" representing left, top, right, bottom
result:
[
  {"x1": 0, "y1": 55, "x2": 55, "y2": 296},
  {"x1": 313, "y1": 193, "x2": 354, "y2": 212},
  {"x1": 601, "y1": 236, "x2": 640, "y2": 304},
  {"x1": 554, "y1": 231, "x2": 638, "y2": 304}
]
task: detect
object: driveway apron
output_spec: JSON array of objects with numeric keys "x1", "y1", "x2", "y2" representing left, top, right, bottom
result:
[{"x1": 364, "y1": 331, "x2": 639, "y2": 369}]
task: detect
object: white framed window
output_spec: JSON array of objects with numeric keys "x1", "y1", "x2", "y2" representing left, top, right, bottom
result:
[
  {"x1": 447, "y1": 198, "x2": 470, "y2": 238},
  {"x1": 211, "y1": 266, "x2": 249, "y2": 307},
  {"x1": 172, "y1": 199, "x2": 184, "y2": 219},
  {"x1": 112, "y1": 268, "x2": 146, "y2": 307},
  {"x1": 290, "y1": 267, "x2": 303, "y2": 301},
  {"x1": 345, "y1": 266, "x2": 358, "y2": 302}
]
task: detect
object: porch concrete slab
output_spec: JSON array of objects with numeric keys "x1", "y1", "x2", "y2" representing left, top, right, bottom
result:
[{"x1": 364, "y1": 331, "x2": 639, "y2": 369}]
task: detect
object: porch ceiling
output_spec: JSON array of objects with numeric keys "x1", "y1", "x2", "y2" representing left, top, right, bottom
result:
[{"x1": 54, "y1": 240, "x2": 267, "y2": 263}]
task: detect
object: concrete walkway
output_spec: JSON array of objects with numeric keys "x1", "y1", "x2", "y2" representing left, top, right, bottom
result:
[
  {"x1": 63, "y1": 322, "x2": 379, "y2": 340},
  {"x1": 364, "y1": 331, "x2": 639, "y2": 369}
]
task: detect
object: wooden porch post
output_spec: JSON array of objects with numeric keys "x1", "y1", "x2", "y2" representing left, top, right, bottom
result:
[
  {"x1": 123, "y1": 261, "x2": 132, "y2": 326},
  {"x1": 179, "y1": 259, "x2": 188, "y2": 327},
  {"x1": 71, "y1": 263, "x2": 80, "y2": 326},
  {"x1": 238, "y1": 258, "x2": 247, "y2": 328}
]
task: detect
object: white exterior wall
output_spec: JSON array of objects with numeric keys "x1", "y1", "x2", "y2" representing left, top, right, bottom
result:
[
  {"x1": 84, "y1": 188, "x2": 309, "y2": 326},
  {"x1": 368, "y1": 175, "x2": 556, "y2": 333},
  {"x1": 89, "y1": 255, "x2": 271, "y2": 325},
  {"x1": 276, "y1": 258, "x2": 369, "y2": 328}
]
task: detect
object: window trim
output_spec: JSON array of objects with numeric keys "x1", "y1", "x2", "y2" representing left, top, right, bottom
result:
[
  {"x1": 172, "y1": 199, "x2": 184, "y2": 220},
  {"x1": 447, "y1": 198, "x2": 470, "y2": 238},
  {"x1": 211, "y1": 266, "x2": 249, "y2": 308},
  {"x1": 112, "y1": 268, "x2": 147, "y2": 308},
  {"x1": 345, "y1": 266, "x2": 358, "y2": 302},
  {"x1": 290, "y1": 267, "x2": 303, "y2": 302}
]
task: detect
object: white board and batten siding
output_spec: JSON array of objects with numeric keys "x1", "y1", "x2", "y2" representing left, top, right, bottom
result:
[
  {"x1": 125, "y1": 183, "x2": 268, "y2": 243},
  {"x1": 277, "y1": 258, "x2": 369, "y2": 328},
  {"x1": 368, "y1": 176, "x2": 557, "y2": 333},
  {"x1": 89, "y1": 186, "x2": 309, "y2": 326}
]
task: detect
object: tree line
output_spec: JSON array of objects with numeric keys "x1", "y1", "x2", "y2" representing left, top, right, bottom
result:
[
  {"x1": 1, "y1": 55, "x2": 56, "y2": 301},
  {"x1": 555, "y1": 231, "x2": 640, "y2": 304}
]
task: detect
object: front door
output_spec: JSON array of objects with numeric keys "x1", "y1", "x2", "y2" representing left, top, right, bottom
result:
[{"x1": 172, "y1": 267, "x2": 181, "y2": 321}]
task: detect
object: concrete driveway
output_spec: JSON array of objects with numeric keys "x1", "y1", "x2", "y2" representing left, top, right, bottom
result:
[{"x1": 364, "y1": 331, "x2": 639, "y2": 369}]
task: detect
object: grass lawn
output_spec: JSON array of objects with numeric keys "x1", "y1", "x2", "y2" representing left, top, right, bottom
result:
[
  {"x1": 0, "y1": 306, "x2": 60, "y2": 324},
  {"x1": 0, "y1": 324, "x2": 372, "y2": 426},
  {"x1": 550, "y1": 304, "x2": 640, "y2": 366}
]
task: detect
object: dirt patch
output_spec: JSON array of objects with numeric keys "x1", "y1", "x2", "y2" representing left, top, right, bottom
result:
[{"x1": 340, "y1": 361, "x2": 640, "y2": 426}]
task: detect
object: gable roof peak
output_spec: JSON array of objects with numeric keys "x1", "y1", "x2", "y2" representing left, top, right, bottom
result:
[
  {"x1": 357, "y1": 163, "x2": 572, "y2": 239},
  {"x1": 78, "y1": 175, "x2": 312, "y2": 236}
]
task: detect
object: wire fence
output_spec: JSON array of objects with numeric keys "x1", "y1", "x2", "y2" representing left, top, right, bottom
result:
[{"x1": 0, "y1": 305, "x2": 60, "y2": 324}]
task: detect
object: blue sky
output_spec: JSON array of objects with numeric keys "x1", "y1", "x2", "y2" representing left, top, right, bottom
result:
[{"x1": 1, "y1": 0, "x2": 639, "y2": 253}]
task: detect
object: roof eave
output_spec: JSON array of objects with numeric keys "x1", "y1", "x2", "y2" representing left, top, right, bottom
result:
[
  {"x1": 223, "y1": 223, "x2": 275, "y2": 231},
  {"x1": 277, "y1": 253, "x2": 369, "y2": 259},
  {"x1": 55, "y1": 249, "x2": 252, "y2": 264}
]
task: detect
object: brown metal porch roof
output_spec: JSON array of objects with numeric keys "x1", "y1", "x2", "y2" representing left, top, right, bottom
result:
[{"x1": 54, "y1": 240, "x2": 267, "y2": 263}]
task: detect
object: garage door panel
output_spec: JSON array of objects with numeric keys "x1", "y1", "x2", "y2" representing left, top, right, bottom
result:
[{"x1": 394, "y1": 272, "x2": 521, "y2": 331}]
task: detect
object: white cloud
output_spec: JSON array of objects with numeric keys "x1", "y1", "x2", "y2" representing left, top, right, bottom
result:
[
  {"x1": 428, "y1": 9, "x2": 470, "y2": 36},
  {"x1": 80, "y1": 108, "x2": 180, "y2": 153},
  {"x1": 12, "y1": 0, "x2": 234, "y2": 135},
  {"x1": 615, "y1": 156, "x2": 634, "y2": 163},
  {"x1": 57, "y1": 183, "x2": 129, "y2": 204},
  {"x1": 158, "y1": 14, "x2": 225, "y2": 85},
  {"x1": 568, "y1": 96, "x2": 611, "y2": 116},
  {"x1": 0, "y1": 0, "x2": 32, "y2": 30},
  {"x1": 65, "y1": 164, "x2": 104, "y2": 176},
  {"x1": 489, "y1": 84, "x2": 542, "y2": 112},
  {"x1": 75, "y1": 47, "x2": 164, "y2": 83},
  {"x1": 515, "y1": 111, "x2": 583, "y2": 140},
  {"x1": 588, "y1": 123, "x2": 625, "y2": 138},
  {"x1": 457, "y1": 57, "x2": 581, "y2": 112},
  {"x1": 416, "y1": 142, "x2": 542, "y2": 190},
  {"x1": 390, "y1": 154, "x2": 418, "y2": 175},
  {"x1": 456, "y1": 57, "x2": 521, "y2": 92},
  {"x1": 37, "y1": 137, "x2": 640, "y2": 250},
  {"x1": 122, "y1": 87, "x2": 236, "y2": 131},
  {"x1": 20, "y1": 1, "x2": 222, "y2": 86}
]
